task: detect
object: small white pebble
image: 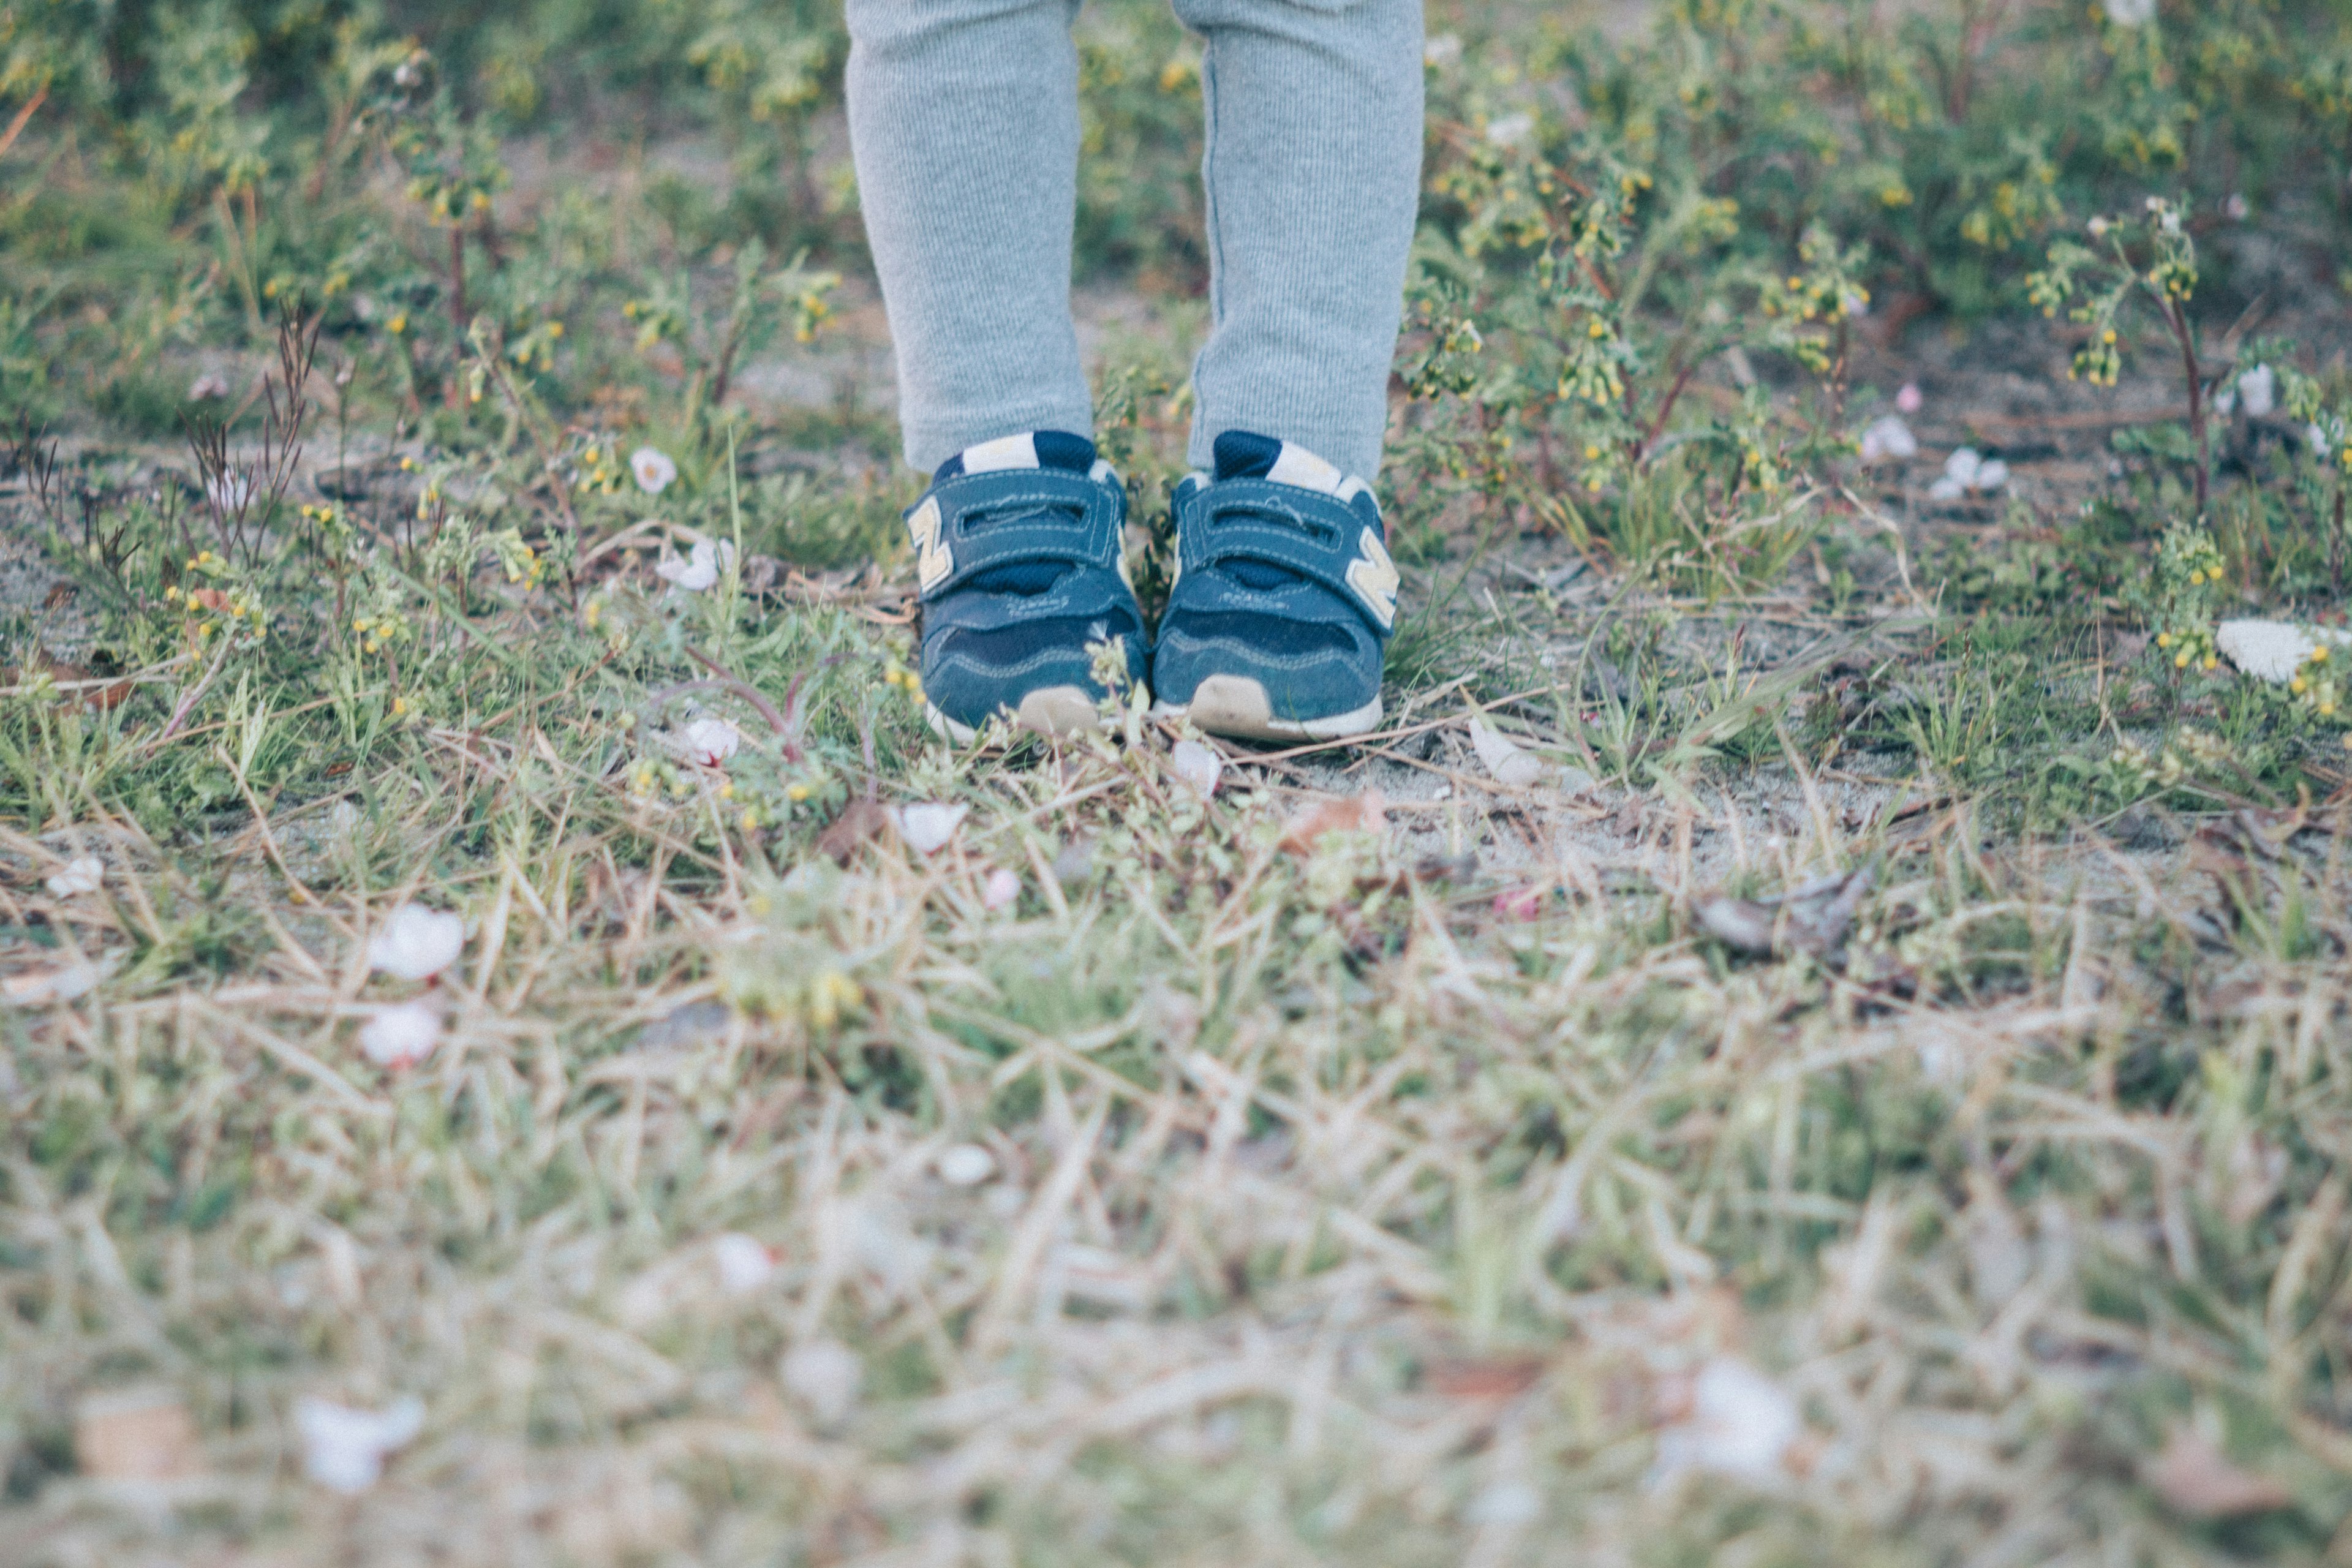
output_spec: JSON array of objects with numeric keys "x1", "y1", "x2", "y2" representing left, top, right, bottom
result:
[{"x1": 935, "y1": 1143, "x2": 997, "y2": 1187}]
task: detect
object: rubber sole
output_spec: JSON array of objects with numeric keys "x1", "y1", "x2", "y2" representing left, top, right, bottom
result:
[
  {"x1": 927, "y1": 685, "x2": 1112, "y2": 747},
  {"x1": 1152, "y1": 675, "x2": 1384, "y2": 743}
]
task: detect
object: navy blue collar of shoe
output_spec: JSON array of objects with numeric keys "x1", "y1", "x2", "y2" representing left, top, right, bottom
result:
[{"x1": 932, "y1": 431, "x2": 1098, "y2": 485}]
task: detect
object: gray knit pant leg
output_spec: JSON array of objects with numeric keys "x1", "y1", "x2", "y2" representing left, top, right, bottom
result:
[
  {"x1": 845, "y1": 0, "x2": 1094, "y2": 472},
  {"x1": 1172, "y1": 0, "x2": 1423, "y2": 481},
  {"x1": 844, "y1": 0, "x2": 1423, "y2": 481}
]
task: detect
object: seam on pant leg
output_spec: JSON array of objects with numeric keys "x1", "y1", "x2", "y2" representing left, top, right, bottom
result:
[{"x1": 1190, "y1": 34, "x2": 1228, "y2": 468}]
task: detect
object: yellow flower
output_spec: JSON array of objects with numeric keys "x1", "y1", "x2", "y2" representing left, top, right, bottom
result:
[
  {"x1": 391, "y1": 696, "x2": 407, "y2": 715},
  {"x1": 388, "y1": 314, "x2": 407, "y2": 335},
  {"x1": 786, "y1": 783, "x2": 812, "y2": 802}
]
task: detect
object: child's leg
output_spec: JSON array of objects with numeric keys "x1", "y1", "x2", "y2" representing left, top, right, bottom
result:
[
  {"x1": 1170, "y1": 0, "x2": 1425, "y2": 482},
  {"x1": 844, "y1": 0, "x2": 1093, "y2": 472}
]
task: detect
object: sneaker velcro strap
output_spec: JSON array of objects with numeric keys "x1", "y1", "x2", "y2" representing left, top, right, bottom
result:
[
  {"x1": 1175, "y1": 478, "x2": 1397, "y2": 635},
  {"x1": 906, "y1": 468, "x2": 1125, "y2": 603}
]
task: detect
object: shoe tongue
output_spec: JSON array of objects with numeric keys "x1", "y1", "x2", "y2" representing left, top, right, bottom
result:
[
  {"x1": 935, "y1": 431, "x2": 1101, "y2": 597},
  {"x1": 932, "y1": 430, "x2": 1097, "y2": 486},
  {"x1": 1209, "y1": 431, "x2": 1310, "y2": 591}
]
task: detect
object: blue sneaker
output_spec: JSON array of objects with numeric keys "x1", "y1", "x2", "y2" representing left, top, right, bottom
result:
[
  {"x1": 1151, "y1": 432, "x2": 1398, "y2": 741},
  {"x1": 905, "y1": 431, "x2": 1148, "y2": 744}
]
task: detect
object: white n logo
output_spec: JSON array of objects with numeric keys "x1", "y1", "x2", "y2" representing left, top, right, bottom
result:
[
  {"x1": 908, "y1": 497, "x2": 952, "y2": 591},
  {"x1": 1346, "y1": 527, "x2": 1399, "y2": 630}
]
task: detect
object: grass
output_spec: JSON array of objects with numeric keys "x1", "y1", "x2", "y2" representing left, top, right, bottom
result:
[{"x1": 6, "y1": 0, "x2": 2352, "y2": 1561}]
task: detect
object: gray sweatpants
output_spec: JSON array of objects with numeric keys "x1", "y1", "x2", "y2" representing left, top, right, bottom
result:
[{"x1": 845, "y1": 0, "x2": 1424, "y2": 481}]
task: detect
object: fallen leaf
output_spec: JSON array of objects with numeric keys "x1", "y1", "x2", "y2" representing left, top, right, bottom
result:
[
  {"x1": 2144, "y1": 1421, "x2": 2293, "y2": 1518},
  {"x1": 75, "y1": 1387, "x2": 200, "y2": 1481},
  {"x1": 1695, "y1": 897, "x2": 1777, "y2": 956},
  {"x1": 1428, "y1": 1355, "x2": 1547, "y2": 1401},
  {"x1": 295, "y1": 1395, "x2": 425, "y2": 1494},
  {"x1": 1695, "y1": 870, "x2": 1872, "y2": 960},
  {"x1": 2, "y1": 962, "x2": 103, "y2": 1006},
  {"x1": 1469, "y1": 718, "x2": 1547, "y2": 788},
  {"x1": 892, "y1": 802, "x2": 969, "y2": 854},
  {"x1": 1279, "y1": 789, "x2": 1386, "y2": 854},
  {"x1": 6, "y1": 654, "x2": 134, "y2": 710},
  {"x1": 817, "y1": 800, "x2": 892, "y2": 865}
]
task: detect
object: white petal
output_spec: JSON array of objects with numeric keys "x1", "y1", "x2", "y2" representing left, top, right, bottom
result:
[
  {"x1": 1470, "y1": 719, "x2": 1548, "y2": 788},
  {"x1": 1896, "y1": 382, "x2": 1923, "y2": 413},
  {"x1": 2215, "y1": 619, "x2": 2321, "y2": 684},
  {"x1": 891, "y1": 803, "x2": 968, "y2": 855},
  {"x1": 2237, "y1": 364, "x2": 2275, "y2": 418},
  {"x1": 981, "y1": 868, "x2": 1021, "y2": 910},
  {"x1": 45, "y1": 856, "x2": 104, "y2": 898},
  {"x1": 1423, "y1": 32, "x2": 1463, "y2": 64},
  {"x1": 1485, "y1": 112, "x2": 1534, "y2": 147},
  {"x1": 666, "y1": 717, "x2": 741, "y2": 767},
  {"x1": 935, "y1": 1142, "x2": 997, "y2": 1187},
  {"x1": 1653, "y1": 1357, "x2": 1802, "y2": 1488},
  {"x1": 1858, "y1": 416, "x2": 1917, "y2": 465},
  {"x1": 712, "y1": 1233, "x2": 776, "y2": 1295},
  {"x1": 360, "y1": 999, "x2": 443, "y2": 1068},
  {"x1": 295, "y1": 1396, "x2": 424, "y2": 1494},
  {"x1": 780, "y1": 1340, "x2": 862, "y2": 1425},
  {"x1": 1928, "y1": 477, "x2": 1966, "y2": 502},
  {"x1": 654, "y1": 538, "x2": 736, "y2": 593},
  {"x1": 1973, "y1": 459, "x2": 2008, "y2": 491},
  {"x1": 366, "y1": 903, "x2": 466, "y2": 981},
  {"x1": 1170, "y1": 739, "x2": 1223, "y2": 796},
  {"x1": 1943, "y1": 448, "x2": 1983, "y2": 486}
]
